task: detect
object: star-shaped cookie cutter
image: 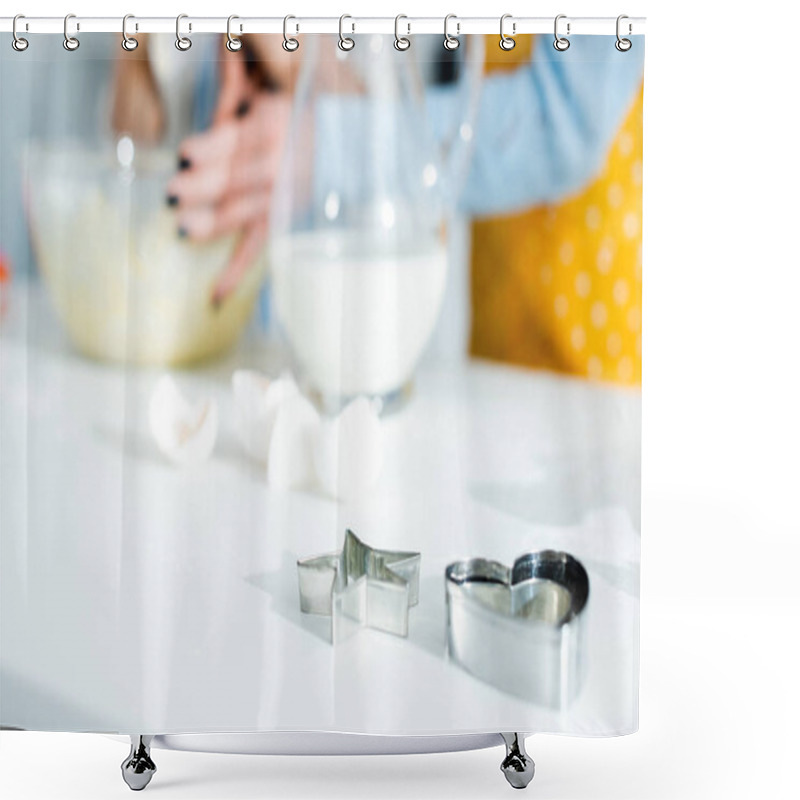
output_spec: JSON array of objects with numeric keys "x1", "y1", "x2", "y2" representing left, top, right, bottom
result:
[{"x1": 297, "y1": 529, "x2": 421, "y2": 643}]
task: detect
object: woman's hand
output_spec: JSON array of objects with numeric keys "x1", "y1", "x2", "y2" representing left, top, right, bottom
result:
[{"x1": 167, "y1": 42, "x2": 295, "y2": 308}]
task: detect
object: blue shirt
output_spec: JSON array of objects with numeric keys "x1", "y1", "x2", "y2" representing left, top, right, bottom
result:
[{"x1": 426, "y1": 35, "x2": 645, "y2": 216}]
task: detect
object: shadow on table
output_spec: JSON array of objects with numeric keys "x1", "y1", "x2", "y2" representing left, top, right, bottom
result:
[
  {"x1": 470, "y1": 449, "x2": 641, "y2": 533},
  {"x1": 245, "y1": 551, "x2": 331, "y2": 645},
  {"x1": 245, "y1": 554, "x2": 447, "y2": 659}
]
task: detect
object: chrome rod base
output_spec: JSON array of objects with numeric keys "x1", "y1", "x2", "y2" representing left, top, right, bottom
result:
[
  {"x1": 500, "y1": 733, "x2": 535, "y2": 789},
  {"x1": 118, "y1": 732, "x2": 531, "y2": 790},
  {"x1": 121, "y1": 735, "x2": 157, "y2": 791}
]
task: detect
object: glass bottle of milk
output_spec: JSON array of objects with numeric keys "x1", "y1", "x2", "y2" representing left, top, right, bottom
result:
[{"x1": 269, "y1": 34, "x2": 472, "y2": 407}]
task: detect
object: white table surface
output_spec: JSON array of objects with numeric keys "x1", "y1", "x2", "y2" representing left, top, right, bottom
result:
[{"x1": 0, "y1": 286, "x2": 640, "y2": 737}]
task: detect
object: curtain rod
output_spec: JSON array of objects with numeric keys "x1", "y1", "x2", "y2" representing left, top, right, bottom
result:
[{"x1": 0, "y1": 16, "x2": 646, "y2": 37}]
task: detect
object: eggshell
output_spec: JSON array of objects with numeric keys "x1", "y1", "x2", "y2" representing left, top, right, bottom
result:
[
  {"x1": 232, "y1": 370, "x2": 299, "y2": 464},
  {"x1": 267, "y1": 392, "x2": 321, "y2": 490},
  {"x1": 313, "y1": 397, "x2": 384, "y2": 501},
  {"x1": 149, "y1": 375, "x2": 218, "y2": 466}
]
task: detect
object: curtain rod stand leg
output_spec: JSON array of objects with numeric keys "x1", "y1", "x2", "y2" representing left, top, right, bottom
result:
[
  {"x1": 500, "y1": 733, "x2": 535, "y2": 789},
  {"x1": 121, "y1": 735, "x2": 157, "y2": 791}
]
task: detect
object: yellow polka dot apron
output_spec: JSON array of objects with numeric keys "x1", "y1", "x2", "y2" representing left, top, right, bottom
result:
[{"x1": 470, "y1": 36, "x2": 643, "y2": 386}]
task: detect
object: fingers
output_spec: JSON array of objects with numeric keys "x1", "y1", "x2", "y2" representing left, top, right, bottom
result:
[
  {"x1": 168, "y1": 92, "x2": 289, "y2": 240},
  {"x1": 211, "y1": 221, "x2": 269, "y2": 307},
  {"x1": 167, "y1": 148, "x2": 280, "y2": 210},
  {"x1": 178, "y1": 190, "x2": 271, "y2": 242},
  {"x1": 177, "y1": 95, "x2": 291, "y2": 169}
]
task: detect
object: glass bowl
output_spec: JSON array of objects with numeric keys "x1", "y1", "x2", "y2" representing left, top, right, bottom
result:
[{"x1": 24, "y1": 140, "x2": 265, "y2": 366}]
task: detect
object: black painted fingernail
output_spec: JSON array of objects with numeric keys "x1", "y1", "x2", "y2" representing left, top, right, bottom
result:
[
  {"x1": 211, "y1": 291, "x2": 224, "y2": 311},
  {"x1": 178, "y1": 156, "x2": 191, "y2": 170},
  {"x1": 177, "y1": 226, "x2": 188, "y2": 239},
  {"x1": 235, "y1": 100, "x2": 251, "y2": 118},
  {"x1": 167, "y1": 195, "x2": 179, "y2": 207}
]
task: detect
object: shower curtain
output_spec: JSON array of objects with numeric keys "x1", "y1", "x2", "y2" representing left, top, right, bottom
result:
[{"x1": 0, "y1": 24, "x2": 644, "y2": 741}]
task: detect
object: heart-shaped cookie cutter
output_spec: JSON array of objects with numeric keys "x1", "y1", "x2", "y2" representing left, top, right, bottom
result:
[{"x1": 445, "y1": 551, "x2": 590, "y2": 708}]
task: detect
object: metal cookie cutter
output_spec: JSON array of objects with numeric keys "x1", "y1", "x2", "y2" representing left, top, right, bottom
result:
[
  {"x1": 298, "y1": 529, "x2": 421, "y2": 643},
  {"x1": 445, "y1": 551, "x2": 589, "y2": 708}
]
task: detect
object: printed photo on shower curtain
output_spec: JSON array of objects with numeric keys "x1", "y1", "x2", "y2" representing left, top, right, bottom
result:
[{"x1": 1, "y1": 30, "x2": 644, "y2": 737}]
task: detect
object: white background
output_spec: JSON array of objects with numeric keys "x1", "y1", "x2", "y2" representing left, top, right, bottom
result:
[{"x1": 2, "y1": 0, "x2": 799, "y2": 798}]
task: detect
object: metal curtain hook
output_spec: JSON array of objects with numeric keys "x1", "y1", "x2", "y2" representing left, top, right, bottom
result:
[
  {"x1": 227, "y1": 15, "x2": 242, "y2": 51},
  {"x1": 553, "y1": 14, "x2": 570, "y2": 51},
  {"x1": 444, "y1": 14, "x2": 460, "y2": 51},
  {"x1": 12, "y1": 14, "x2": 29, "y2": 52},
  {"x1": 175, "y1": 14, "x2": 192, "y2": 51},
  {"x1": 121, "y1": 14, "x2": 139, "y2": 51},
  {"x1": 499, "y1": 14, "x2": 516, "y2": 51},
  {"x1": 63, "y1": 13, "x2": 80, "y2": 51},
  {"x1": 394, "y1": 14, "x2": 410, "y2": 51},
  {"x1": 615, "y1": 14, "x2": 632, "y2": 51},
  {"x1": 338, "y1": 14, "x2": 355, "y2": 51},
  {"x1": 283, "y1": 15, "x2": 299, "y2": 52}
]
